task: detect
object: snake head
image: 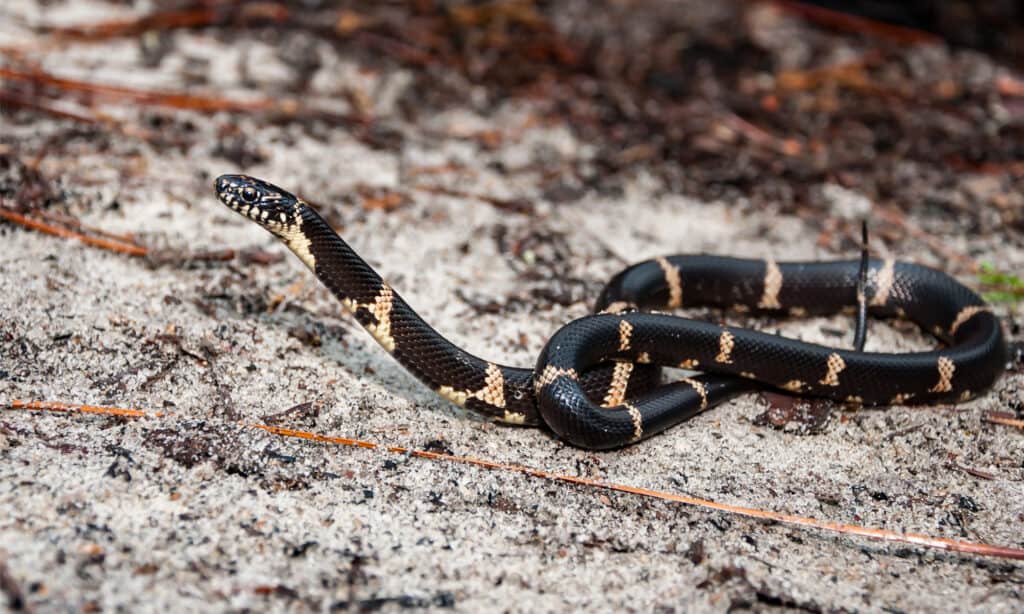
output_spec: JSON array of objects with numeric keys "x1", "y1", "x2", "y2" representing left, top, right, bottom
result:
[
  {"x1": 215, "y1": 174, "x2": 303, "y2": 233},
  {"x1": 216, "y1": 174, "x2": 321, "y2": 270}
]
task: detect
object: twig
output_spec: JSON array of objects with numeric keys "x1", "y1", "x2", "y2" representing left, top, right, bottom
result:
[
  {"x1": 996, "y1": 76, "x2": 1024, "y2": 98},
  {"x1": 952, "y1": 462, "x2": 997, "y2": 481},
  {"x1": 1, "y1": 201, "x2": 283, "y2": 265},
  {"x1": 33, "y1": 209, "x2": 139, "y2": 244},
  {"x1": 41, "y1": 2, "x2": 290, "y2": 42},
  {"x1": 412, "y1": 185, "x2": 534, "y2": 215},
  {"x1": 352, "y1": 31, "x2": 436, "y2": 67},
  {"x1": 984, "y1": 413, "x2": 1024, "y2": 430},
  {"x1": 0, "y1": 89, "x2": 117, "y2": 126},
  {"x1": 719, "y1": 113, "x2": 803, "y2": 157},
  {"x1": 769, "y1": 1, "x2": 941, "y2": 46},
  {"x1": 0, "y1": 66, "x2": 279, "y2": 113},
  {"x1": 774, "y1": 55, "x2": 912, "y2": 102},
  {"x1": 5, "y1": 399, "x2": 1024, "y2": 562},
  {"x1": 0, "y1": 207, "x2": 149, "y2": 256},
  {"x1": 8, "y1": 400, "x2": 165, "y2": 419}
]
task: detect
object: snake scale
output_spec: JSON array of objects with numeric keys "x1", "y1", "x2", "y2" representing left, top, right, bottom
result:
[{"x1": 215, "y1": 174, "x2": 1006, "y2": 450}]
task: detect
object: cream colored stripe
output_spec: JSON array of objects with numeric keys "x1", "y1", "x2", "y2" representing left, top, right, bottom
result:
[
  {"x1": 929, "y1": 357, "x2": 955, "y2": 393},
  {"x1": 341, "y1": 283, "x2": 397, "y2": 352},
  {"x1": 656, "y1": 257, "x2": 683, "y2": 309},
  {"x1": 279, "y1": 215, "x2": 317, "y2": 271},
  {"x1": 949, "y1": 305, "x2": 991, "y2": 336},
  {"x1": 623, "y1": 402, "x2": 643, "y2": 442},
  {"x1": 819, "y1": 353, "x2": 846, "y2": 386},
  {"x1": 601, "y1": 362, "x2": 634, "y2": 408},
  {"x1": 757, "y1": 258, "x2": 782, "y2": 309},
  {"x1": 533, "y1": 365, "x2": 579, "y2": 394},
  {"x1": 618, "y1": 320, "x2": 633, "y2": 352},
  {"x1": 782, "y1": 379, "x2": 804, "y2": 392},
  {"x1": 502, "y1": 411, "x2": 527, "y2": 424},
  {"x1": 680, "y1": 377, "x2": 708, "y2": 410},
  {"x1": 715, "y1": 331, "x2": 735, "y2": 364},
  {"x1": 476, "y1": 363, "x2": 506, "y2": 408},
  {"x1": 366, "y1": 284, "x2": 396, "y2": 352},
  {"x1": 438, "y1": 362, "x2": 506, "y2": 408},
  {"x1": 600, "y1": 301, "x2": 634, "y2": 315},
  {"x1": 870, "y1": 259, "x2": 896, "y2": 306}
]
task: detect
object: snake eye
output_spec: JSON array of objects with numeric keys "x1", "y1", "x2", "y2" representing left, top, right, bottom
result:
[{"x1": 240, "y1": 186, "x2": 258, "y2": 203}]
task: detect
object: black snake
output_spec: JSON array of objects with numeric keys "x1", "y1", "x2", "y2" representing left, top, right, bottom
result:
[{"x1": 215, "y1": 175, "x2": 1006, "y2": 449}]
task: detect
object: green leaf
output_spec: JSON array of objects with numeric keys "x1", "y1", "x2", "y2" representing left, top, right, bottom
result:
[{"x1": 978, "y1": 262, "x2": 1023, "y2": 304}]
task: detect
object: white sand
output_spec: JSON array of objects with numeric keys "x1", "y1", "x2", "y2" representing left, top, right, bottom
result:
[{"x1": 1, "y1": 1, "x2": 1022, "y2": 611}]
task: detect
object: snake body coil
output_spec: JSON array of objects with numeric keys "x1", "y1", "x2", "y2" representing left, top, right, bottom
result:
[{"x1": 216, "y1": 175, "x2": 1006, "y2": 449}]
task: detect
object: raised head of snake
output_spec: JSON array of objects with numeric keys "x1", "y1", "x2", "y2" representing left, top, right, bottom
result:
[
  {"x1": 215, "y1": 174, "x2": 318, "y2": 270},
  {"x1": 216, "y1": 174, "x2": 303, "y2": 233}
]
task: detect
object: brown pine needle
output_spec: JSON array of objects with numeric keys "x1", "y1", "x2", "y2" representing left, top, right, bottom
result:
[
  {"x1": 34, "y1": 209, "x2": 140, "y2": 244},
  {"x1": 0, "y1": 66, "x2": 279, "y2": 113},
  {"x1": 996, "y1": 76, "x2": 1024, "y2": 98},
  {"x1": 1, "y1": 202, "x2": 280, "y2": 264},
  {"x1": 770, "y1": 1, "x2": 940, "y2": 46},
  {"x1": 0, "y1": 90, "x2": 114, "y2": 127},
  {"x1": 412, "y1": 185, "x2": 534, "y2": 215},
  {"x1": 9, "y1": 400, "x2": 164, "y2": 418},
  {"x1": 984, "y1": 412, "x2": 1024, "y2": 429},
  {"x1": 0, "y1": 208, "x2": 149, "y2": 256},
  {"x1": 42, "y1": 2, "x2": 291, "y2": 42},
  {"x1": 6, "y1": 399, "x2": 1024, "y2": 562}
]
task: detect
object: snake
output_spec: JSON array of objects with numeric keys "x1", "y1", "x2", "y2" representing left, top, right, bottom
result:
[{"x1": 215, "y1": 174, "x2": 1006, "y2": 450}]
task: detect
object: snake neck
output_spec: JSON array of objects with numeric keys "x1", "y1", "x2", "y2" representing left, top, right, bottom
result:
[{"x1": 290, "y1": 206, "x2": 539, "y2": 424}]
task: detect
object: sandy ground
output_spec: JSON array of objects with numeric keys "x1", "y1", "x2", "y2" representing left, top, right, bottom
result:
[{"x1": 2, "y1": 1, "x2": 1024, "y2": 612}]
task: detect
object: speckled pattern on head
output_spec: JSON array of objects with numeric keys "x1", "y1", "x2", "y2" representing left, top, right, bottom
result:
[{"x1": 216, "y1": 175, "x2": 1007, "y2": 450}]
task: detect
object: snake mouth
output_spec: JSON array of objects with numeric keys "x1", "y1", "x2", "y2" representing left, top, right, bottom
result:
[{"x1": 215, "y1": 174, "x2": 301, "y2": 227}]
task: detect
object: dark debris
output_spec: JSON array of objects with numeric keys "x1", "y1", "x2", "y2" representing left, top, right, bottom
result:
[
  {"x1": 753, "y1": 394, "x2": 834, "y2": 435},
  {"x1": 5, "y1": 1, "x2": 1021, "y2": 258}
]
